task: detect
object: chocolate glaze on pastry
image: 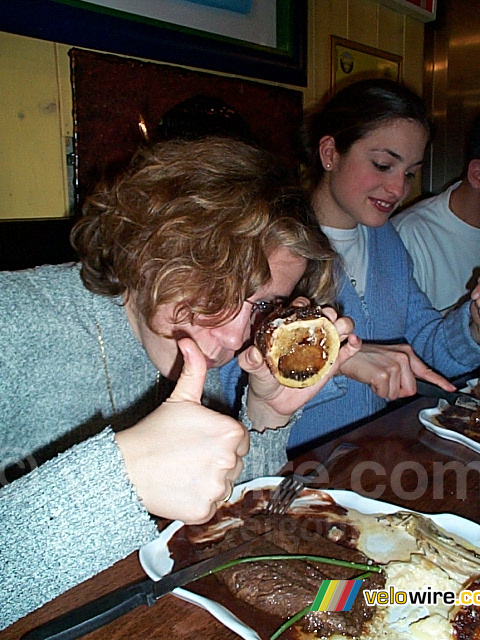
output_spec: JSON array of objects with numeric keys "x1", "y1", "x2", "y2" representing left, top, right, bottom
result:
[{"x1": 255, "y1": 306, "x2": 340, "y2": 388}]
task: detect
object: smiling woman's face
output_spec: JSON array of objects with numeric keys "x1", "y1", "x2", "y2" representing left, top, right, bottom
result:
[
  {"x1": 124, "y1": 246, "x2": 308, "y2": 380},
  {"x1": 317, "y1": 118, "x2": 429, "y2": 230}
]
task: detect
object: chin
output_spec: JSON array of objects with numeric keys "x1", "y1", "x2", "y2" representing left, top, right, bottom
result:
[
  {"x1": 366, "y1": 213, "x2": 391, "y2": 227},
  {"x1": 210, "y1": 354, "x2": 235, "y2": 369},
  {"x1": 204, "y1": 356, "x2": 221, "y2": 369}
]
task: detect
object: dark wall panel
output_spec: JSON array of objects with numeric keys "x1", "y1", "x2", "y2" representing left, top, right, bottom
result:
[{"x1": 70, "y1": 49, "x2": 304, "y2": 210}]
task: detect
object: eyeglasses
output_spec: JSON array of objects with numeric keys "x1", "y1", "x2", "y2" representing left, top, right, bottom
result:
[{"x1": 245, "y1": 297, "x2": 288, "y2": 326}]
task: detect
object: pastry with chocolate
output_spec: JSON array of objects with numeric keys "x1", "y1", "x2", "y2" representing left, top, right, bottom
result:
[{"x1": 255, "y1": 306, "x2": 340, "y2": 388}]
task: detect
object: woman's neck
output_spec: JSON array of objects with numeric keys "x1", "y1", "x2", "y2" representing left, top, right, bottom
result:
[{"x1": 311, "y1": 182, "x2": 357, "y2": 230}]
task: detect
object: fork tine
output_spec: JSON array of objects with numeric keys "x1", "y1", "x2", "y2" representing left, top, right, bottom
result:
[
  {"x1": 266, "y1": 475, "x2": 305, "y2": 515},
  {"x1": 266, "y1": 442, "x2": 359, "y2": 516},
  {"x1": 272, "y1": 481, "x2": 304, "y2": 515},
  {"x1": 265, "y1": 479, "x2": 292, "y2": 514}
]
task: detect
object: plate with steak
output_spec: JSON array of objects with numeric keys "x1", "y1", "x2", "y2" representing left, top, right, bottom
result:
[{"x1": 139, "y1": 478, "x2": 480, "y2": 640}]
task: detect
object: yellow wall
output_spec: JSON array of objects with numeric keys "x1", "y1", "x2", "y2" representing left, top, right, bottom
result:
[
  {"x1": 0, "y1": 0, "x2": 425, "y2": 219},
  {"x1": 0, "y1": 33, "x2": 73, "y2": 219}
]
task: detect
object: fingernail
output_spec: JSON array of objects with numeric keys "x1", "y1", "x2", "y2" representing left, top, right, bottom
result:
[{"x1": 250, "y1": 346, "x2": 264, "y2": 365}]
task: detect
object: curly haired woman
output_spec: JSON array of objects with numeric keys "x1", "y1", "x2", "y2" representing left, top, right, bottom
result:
[{"x1": 0, "y1": 136, "x2": 360, "y2": 629}]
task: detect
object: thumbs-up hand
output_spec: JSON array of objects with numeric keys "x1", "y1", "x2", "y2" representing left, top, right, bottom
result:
[{"x1": 115, "y1": 338, "x2": 249, "y2": 524}]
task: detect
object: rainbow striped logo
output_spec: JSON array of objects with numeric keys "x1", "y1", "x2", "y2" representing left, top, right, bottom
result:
[{"x1": 311, "y1": 579, "x2": 364, "y2": 612}]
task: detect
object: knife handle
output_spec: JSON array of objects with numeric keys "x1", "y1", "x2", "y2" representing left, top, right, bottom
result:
[{"x1": 21, "y1": 579, "x2": 155, "y2": 640}]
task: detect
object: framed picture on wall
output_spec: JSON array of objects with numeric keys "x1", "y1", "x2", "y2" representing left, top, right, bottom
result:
[
  {"x1": 330, "y1": 37, "x2": 403, "y2": 92},
  {"x1": 0, "y1": 0, "x2": 308, "y2": 86},
  {"x1": 378, "y1": 0, "x2": 437, "y2": 22}
]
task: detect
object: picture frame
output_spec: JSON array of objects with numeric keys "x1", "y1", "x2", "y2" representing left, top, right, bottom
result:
[
  {"x1": 378, "y1": 0, "x2": 437, "y2": 23},
  {"x1": 330, "y1": 36, "x2": 403, "y2": 93},
  {"x1": 0, "y1": 0, "x2": 308, "y2": 86}
]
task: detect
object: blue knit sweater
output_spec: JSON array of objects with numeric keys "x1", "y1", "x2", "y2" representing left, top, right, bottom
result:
[{"x1": 220, "y1": 222, "x2": 480, "y2": 449}]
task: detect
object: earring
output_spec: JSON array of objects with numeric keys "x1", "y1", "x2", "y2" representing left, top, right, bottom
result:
[{"x1": 325, "y1": 163, "x2": 331, "y2": 170}]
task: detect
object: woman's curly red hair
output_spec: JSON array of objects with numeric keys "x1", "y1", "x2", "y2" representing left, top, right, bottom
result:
[{"x1": 71, "y1": 137, "x2": 338, "y2": 329}]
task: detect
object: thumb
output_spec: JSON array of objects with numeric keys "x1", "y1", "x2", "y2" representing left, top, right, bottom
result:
[
  {"x1": 335, "y1": 334, "x2": 362, "y2": 370},
  {"x1": 168, "y1": 338, "x2": 207, "y2": 404},
  {"x1": 238, "y1": 345, "x2": 267, "y2": 375}
]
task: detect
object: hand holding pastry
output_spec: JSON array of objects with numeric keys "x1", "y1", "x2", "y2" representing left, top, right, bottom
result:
[
  {"x1": 254, "y1": 305, "x2": 341, "y2": 388},
  {"x1": 238, "y1": 303, "x2": 361, "y2": 432}
]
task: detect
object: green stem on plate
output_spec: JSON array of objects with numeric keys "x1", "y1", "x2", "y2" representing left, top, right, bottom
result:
[
  {"x1": 201, "y1": 554, "x2": 381, "y2": 580},
  {"x1": 188, "y1": 553, "x2": 381, "y2": 639},
  {"x1": 270, "y1": 604, "x2": 311, "y2": 640},
  {"x1": 351, "y1": 570, "x2": 373, "y2": 580}
]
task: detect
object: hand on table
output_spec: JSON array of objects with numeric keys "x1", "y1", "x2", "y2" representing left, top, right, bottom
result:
[
  {"x1": 238, "y1": 304, "x2": 362, "y2": 432},
  {"x1": 338, "y1": 342, "x2": 456, "y2": 400},
  {"x1": 115, "y1": 338, "x2": 249, "y2": 524}
]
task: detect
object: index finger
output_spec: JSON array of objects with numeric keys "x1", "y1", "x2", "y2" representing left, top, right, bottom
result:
[{"x1": 415, "y1": 369, "x2": 456, "y2": 392}]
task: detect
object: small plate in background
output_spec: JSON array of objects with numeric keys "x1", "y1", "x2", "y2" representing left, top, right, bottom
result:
[{"x1": 419, "y1": 377, "x2": 480, "y2": 454}]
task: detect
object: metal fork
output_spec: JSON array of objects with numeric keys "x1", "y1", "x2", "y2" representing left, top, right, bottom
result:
[{"x1": 266, "y1": 442, "x2": 358, "y2": 516}]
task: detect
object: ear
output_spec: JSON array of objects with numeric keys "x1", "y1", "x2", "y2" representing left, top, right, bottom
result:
[
  {"x1": 318, "y1": 135, "x2": 338, "y2": 171},
  {"x1": 467, "y1": 159, "x2": 480, "y2": 190}
]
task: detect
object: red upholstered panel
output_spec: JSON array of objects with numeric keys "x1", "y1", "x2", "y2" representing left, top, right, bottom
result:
[{"x1": 70, "y1": 48, "x2": 303, "y2": 210}]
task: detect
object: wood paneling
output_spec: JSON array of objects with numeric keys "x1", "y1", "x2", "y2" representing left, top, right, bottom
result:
[
  {"x1": 349, "y1": 0, "x2": 379, "y2": 45},
  {"x1": 403, "y1": 17, "x2": 425, "y2": 92},
  {"x1": 378, "y1": 4, "x2": 405, "y2": 56}
]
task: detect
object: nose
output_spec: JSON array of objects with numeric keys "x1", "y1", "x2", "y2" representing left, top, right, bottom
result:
[
  {"x1": 385, "y1": 173, "x2": 408, "y2": 200},
  {"x1": 210, "y1": 304, "x2": 252, "y2": 352}
]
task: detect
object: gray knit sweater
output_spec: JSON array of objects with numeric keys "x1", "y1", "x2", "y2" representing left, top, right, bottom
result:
[{"x1": 0, "y1": 264, "x2": 292, "y2": 630}]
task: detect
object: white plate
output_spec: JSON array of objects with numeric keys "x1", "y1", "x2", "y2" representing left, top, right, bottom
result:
[
  {"x1": 139, "y1": 477, "x2": 480, "y2": 640},
  {"x1": 419, "y1": 378, "x2": 480, "y2": 454}
]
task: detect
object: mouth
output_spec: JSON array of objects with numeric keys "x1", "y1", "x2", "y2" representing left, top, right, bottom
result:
[
  {"x1": 204, "y1": 350, "x2": 233, "y2": 368},
  {"x1": 204, "y1": 356, "x2": 219, "y2": 369},
  {"x1": 369, "y1": 197, "x2": 397, "y2": 214}
]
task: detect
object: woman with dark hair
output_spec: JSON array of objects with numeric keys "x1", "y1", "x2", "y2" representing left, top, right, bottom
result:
[
  {"x1": 221, "y1": 79, "x2": 480, "y2": 450},
  {"x1": 299, "y1": 79, "x2": 433, "y2": 192},
  {"x1": 285, "y1": 78, "x2": 480, "y2": 448},
  {"x1": 0, "y1": 136, "x2": 360, "y2": 629}
]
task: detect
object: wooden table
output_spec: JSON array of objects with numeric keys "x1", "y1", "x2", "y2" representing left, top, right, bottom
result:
[{"x1": 4, "y1": 394, "x2": 480, "y2": 640}]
